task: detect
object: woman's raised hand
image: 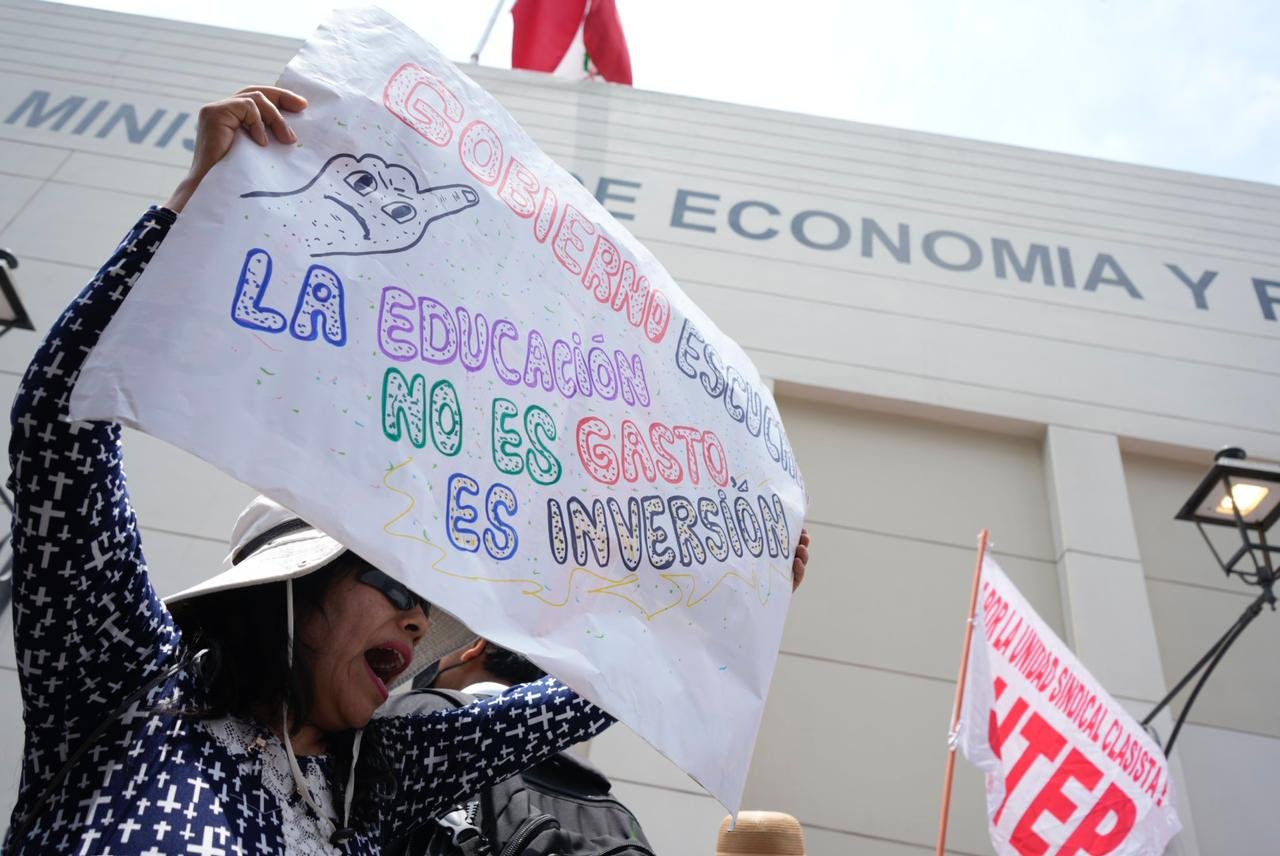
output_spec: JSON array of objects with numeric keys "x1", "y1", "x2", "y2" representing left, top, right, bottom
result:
[{"x1": 165, "y1": 85, "x2": 308, "y2": 213}]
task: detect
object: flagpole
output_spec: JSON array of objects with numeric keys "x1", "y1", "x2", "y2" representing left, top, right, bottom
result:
[
  {"x1": 935, "y1": 529, "x2": 990, "y2": 856},
  {"x1": 470, "y1": 0, "x2": 508, "y2": 64}
]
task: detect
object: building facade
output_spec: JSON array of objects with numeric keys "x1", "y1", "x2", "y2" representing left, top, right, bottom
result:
[{"x1": 1, "y1": 1, "x2": 1277, "y2": 853}]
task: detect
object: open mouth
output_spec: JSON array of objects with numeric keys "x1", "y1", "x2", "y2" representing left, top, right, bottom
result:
[{"x1": 363, "y1": 644, "x2": 409, "y2": 699}]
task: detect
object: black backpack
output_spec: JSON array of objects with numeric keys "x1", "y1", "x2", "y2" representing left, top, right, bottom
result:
[{"x1": 385, "y1": 689, "x2": 656, "y2": 856}]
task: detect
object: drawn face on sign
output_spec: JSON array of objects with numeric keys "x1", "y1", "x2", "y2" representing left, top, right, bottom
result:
[{"x1": 241, "y1": 152, "x2": 480, "y2": 257}]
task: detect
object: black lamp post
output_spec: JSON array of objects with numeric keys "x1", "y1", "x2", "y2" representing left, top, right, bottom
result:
[
  {"x1": 1141, "y1": 447, "x2": 1280, "y2": 754},
  {"x1": 0, "y1": 249, "x2": 29, "y2": 619},
  {"x1": 0, "y1": 249, "x2": 34, "y2": 338},
  {"x1": 0, "y1": 248, "x2": 31, "y2": 619}
]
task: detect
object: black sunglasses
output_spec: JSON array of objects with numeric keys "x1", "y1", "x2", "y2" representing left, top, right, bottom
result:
[{"x1": 357, "y1": 566, "x2": 430, "y2": 614}]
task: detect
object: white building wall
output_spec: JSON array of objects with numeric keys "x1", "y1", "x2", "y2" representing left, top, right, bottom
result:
[
  {"x1": 1, "y1": 0, "x2": 1278, "y2": 852},
  {"x1": 739, "y1": 400, "x2": 1059, "y2": 853}
]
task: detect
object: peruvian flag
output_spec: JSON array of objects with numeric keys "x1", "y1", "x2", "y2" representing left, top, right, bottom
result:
[{"x1": 511, "y1": 0, "x2": 633, "y2": 85}]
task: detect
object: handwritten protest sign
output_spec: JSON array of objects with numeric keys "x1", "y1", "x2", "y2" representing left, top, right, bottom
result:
[
  {"x1": 69, "y1": 7, "x2": 807, "y2": 811},
  {"x1": 957, "y1": 556, "x2": 1181, "y2": 854}
]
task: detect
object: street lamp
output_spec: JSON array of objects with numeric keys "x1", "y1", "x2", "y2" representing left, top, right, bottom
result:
[
  {"x1": 0, "y1": 249, "x2": 34, "y2": 338},
  {"x1": 0, "y1": 249, "x2": 29, "y2": 621},
  {"x1": 1141, "y1": 447, "x2": 1280, "y2": 754}
]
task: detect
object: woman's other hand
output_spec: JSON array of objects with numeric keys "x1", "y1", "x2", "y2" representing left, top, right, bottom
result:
[
  {"x1": 165, "y1": 86, "x2": 307, "y2": 213},
  {"x1": 792, "y1": 527, "x2": 810, "y2": 592}
]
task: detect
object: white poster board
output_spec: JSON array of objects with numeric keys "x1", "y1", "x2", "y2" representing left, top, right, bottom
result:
[{"x1": 70, "y1": 7, "x2": 808, "y2": 811}]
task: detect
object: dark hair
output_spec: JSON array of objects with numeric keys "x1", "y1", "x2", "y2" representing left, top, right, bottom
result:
[
  {"x1": 169, "y1": 560, "x2": 346, "y2": 729},
  {"x1": 168, "y1": 554, "x2": 397, "y2": 821},
  {"x1": 483, "y1": 644, "x2": 546, "y2": 685}
]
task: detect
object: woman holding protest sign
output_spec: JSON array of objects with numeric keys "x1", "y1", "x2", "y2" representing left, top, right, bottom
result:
[
  {"x1": 0, "y1": 85, "x2": 609, "y2": 856},
  {"x1": 4, "y1": 84, "x2": 810, "y2": 855},
  {"x1": 1, "y1": 85, "x2": 818, "y2": 855}
]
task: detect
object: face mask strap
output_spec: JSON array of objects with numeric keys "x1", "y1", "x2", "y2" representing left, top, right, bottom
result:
[
  {"x1": 343, "y1": 729, "x2": 363, "y2": 826},
  {"x1": 282, "y1": 577, "x2": 329, "y2": 824},
  {"x1": 283, "y1": 577, "x2": 363, "y2": 846}
]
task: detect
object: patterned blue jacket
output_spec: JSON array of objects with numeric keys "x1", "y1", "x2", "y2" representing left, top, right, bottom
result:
[{"x1": 3, "y1": 209, "x2": 612, "y2": 855}]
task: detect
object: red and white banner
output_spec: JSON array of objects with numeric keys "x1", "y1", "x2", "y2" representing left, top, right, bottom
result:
[{"x1": 956, "y1": 555, "x2": 1181, "y2": 855}]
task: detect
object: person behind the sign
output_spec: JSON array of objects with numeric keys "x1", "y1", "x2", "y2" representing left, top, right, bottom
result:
[
  {"x1": 3, "y1": 86, "x2": 810, "y2": 855},
  {"x1": 383, "y1": 638, "x2": 655, "y2": 855}
]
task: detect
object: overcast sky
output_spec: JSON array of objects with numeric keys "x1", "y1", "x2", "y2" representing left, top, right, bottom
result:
[{"x1": 59, "y1": 0, "x2": 1280, "y2": 186}]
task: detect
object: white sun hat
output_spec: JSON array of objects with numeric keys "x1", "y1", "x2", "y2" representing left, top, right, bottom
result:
[
  {"x1": 167, "y1": 495, "x2": 474, "y2": 689},
  {"x1": 167, "y1": 495, "x2": 482, "y2": 839}
]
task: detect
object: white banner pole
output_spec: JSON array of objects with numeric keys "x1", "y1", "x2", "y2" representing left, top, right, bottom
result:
[
  {"x1": 935, "y1": 529, "x2": 990, "y2": 856},
  {"x1": 471, "y1": 0, "x2": 509, "y2": 64}
]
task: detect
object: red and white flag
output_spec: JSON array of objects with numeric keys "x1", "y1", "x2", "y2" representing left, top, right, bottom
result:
[
  {"x1": 511, "y1": 0, "x2": 633, "y2": 84},
  {"x1": 955, "y1": 555, "x2": 1182, "y2": 855}
]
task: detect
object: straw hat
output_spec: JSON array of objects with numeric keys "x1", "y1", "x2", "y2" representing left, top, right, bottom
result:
[
  {"x1": 717, "y1": 812, "x2": 806, "y2": 856},
  {"x1": 167, "y1": 495, "x2": 474, "y2": 689}
]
